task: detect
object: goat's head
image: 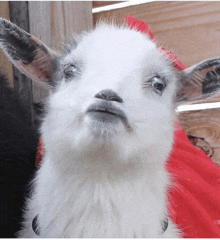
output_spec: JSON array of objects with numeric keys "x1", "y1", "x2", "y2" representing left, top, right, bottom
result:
[{"x1": 0, "y1": 18, "x2": 219, "y2": 172}]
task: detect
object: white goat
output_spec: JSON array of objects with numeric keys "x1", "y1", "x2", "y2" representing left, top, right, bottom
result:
[{"x1": 0, "y1": 18, "x2": 219, "y2": 238}]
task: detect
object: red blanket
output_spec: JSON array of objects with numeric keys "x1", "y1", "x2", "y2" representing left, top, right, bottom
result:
[{"x1": 168, "y1": 124, "x2": 220, "y2": 238}]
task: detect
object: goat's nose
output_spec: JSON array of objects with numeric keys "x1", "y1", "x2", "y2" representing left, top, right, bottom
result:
[{"x1": 94, "y1": 89, "x2": 123, "y2": 103}]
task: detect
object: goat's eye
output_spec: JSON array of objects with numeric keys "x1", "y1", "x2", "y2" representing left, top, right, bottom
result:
[
  {"x1": 151, "y1": 76, "x2": 166, "y2": 95},
  {"x1": 64, "y1": 64, "x2": 77, "y2": 80}
]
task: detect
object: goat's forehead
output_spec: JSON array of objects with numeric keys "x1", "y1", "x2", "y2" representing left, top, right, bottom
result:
[{"x1": 66, "y1": 25, "x2": 159, "y2": 64}]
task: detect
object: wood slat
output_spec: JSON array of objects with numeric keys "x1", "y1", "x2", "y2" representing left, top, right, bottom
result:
[
  {"x1": 51, "y1": 1, "x2": 93, "y2": 51},
  {"x1": 190, "y1": 93, "x2": 220, "y2": 105},
  {"x1": 29, "y1": 2, "x2": 51, "y2": 47},
  {"x1": 178, "y1": 108, "x2": 220, "y2": 166},
  {"x1": 93, "y1": 1, "x2": 220, "y2": 68},
  {"x1": 9, "y1": 1, "x2": 34, "y2": 124},
  {"x1": 28, "y1": 2, "x2": 51, "y2": 104},
  {"x1": 93, "y1": 1, "x2": 124, "y2": 8},
  {"x1": 0, "y1": 1, "x2": 13, "y2": 87}
]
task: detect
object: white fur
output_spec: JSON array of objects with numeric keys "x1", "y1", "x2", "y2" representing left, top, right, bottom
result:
[{"x1": 18, "y1": 24, "x2": 180, "y2": 237}]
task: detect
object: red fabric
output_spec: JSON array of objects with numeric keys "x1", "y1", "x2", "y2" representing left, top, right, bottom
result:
[
  {"x1": 125, "y1": 15, "x2": 155, "y2": 41},
  {"x1": 168, "y1": 124, "x2": 220, "y2": 237},
  {"x1": 35, "y1": 17, "x2": 220, "y2": 237}
]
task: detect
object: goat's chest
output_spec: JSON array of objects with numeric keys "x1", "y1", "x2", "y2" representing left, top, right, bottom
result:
[{"x1": 38, "y1": 175, "x2": 166, "y2": 237}]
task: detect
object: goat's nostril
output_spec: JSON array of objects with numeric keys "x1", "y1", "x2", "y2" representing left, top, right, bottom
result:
[{"x1": 94, "y1": 89, "x2": 123, "y2": 103}]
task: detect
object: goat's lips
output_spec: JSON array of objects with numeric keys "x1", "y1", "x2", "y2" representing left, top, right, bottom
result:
[{"x1": 86, "y1": 103, "x2": 128, "y2": 124}]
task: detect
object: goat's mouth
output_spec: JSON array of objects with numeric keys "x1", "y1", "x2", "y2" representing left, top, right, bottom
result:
[{"x1": 86, "y1": 103, "x2": 131, "y2": 130}]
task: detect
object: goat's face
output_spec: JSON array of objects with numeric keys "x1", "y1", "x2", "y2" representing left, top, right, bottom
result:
[
  {"x1": 42, "y1": 25, "x2": 178, "y2": 169},
  {"x1": 1, "y1": 18, "x2": 219, "y2": 171}
]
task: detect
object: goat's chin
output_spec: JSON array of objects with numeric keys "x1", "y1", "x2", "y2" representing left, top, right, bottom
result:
[
  {"x1": 72, "y1": 124, "x2": 124, "y2": 154},
  {"x1": 83, "y1": 114, "x2": 126, "y2": 141}
]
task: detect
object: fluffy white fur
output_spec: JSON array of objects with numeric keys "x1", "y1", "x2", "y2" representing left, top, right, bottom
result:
[
  {"x1": 17, "y1": 24, "x2": 180, "y2": 237},
  {"x1": 0, "y1": 20, "x2": 180, "y2": 237},
  {"x1": 1, "y1": 17, "x2": 219, "y2": 237}
]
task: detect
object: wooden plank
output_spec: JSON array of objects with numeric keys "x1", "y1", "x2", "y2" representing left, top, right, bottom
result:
[
  {"x1": 177, "y1": 108, "x2": 220, "y2": 166},
  {"x1": 189, "y1": 93, "x2": 220, "y2": 105},
  {"x1": 93, "y1": 1, "x2": 220, "y2": 68},
  {"x1": 28, "y1": 2, "x2": 51, "y2": 104},
  {"x1": 0, "y1": 1, "x2": 13, "y2": 87},
  {"x1": 28, "y1": 2, "x2": 51, "y2": 47},
  {"x1": 0, "y1": 2, "x2": 10, "y2": 21},
  {"x1": 93, "y1": 1, "x2": 123, "y2": 8},
  {"x1": 51, "y1": 1, "x2": 93, "y2": 51},
  {"x1": 9, "y1": 1, "x2": 34, "y2": 124}
]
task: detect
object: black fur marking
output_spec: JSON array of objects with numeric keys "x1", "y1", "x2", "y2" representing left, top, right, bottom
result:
[
  {"x1": 0, "y1": 18, "x2": 37, "y2": 63},
  {"x1": 202, "y1": 67, "x2": 220, "y2": 94},
  {"x1": 39, "y1": 44, "x2": 49, "y2": 55},
  {"x1": 51, "y1": 54, "x2": 82, "y2": 88},
  {"x1": 51, "y1": 56, "x2": 63, "y2": 87},
  {"x1": 32, "y1": 215, "x2": 40, "y2": 236},
  {"x1": 161, "y1": 217, "x2": 169, "y2": 233},
  {"x1": 197, "y1": 58, "x2": 220, "y2": 71}
]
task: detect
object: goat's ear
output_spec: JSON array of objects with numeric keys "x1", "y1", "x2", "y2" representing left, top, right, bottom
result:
[
  {"x1": 176, "y1": 57, "x2": 220, "y2": 104},
  {"x1": 0, "y1": 18, "x2": 56, "y2": 84}
]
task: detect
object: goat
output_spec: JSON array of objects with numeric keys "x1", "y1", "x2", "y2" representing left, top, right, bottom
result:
[{"x1": 0, "y1": 17, "x2": 219, "y2": 237}]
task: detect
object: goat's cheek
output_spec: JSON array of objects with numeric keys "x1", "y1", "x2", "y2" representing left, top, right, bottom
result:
[{"x1": 44, "y1": 101, "x2": 85, "y2": 144}]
